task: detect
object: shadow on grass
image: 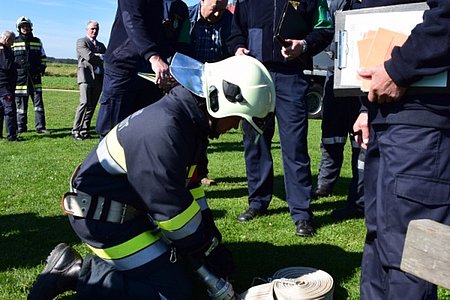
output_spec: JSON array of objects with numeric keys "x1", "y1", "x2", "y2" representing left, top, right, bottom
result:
[
  {"x1": 208, "y1": 139, "x2": 281, "y2": 153},
  {"x1": 204, "y1": 174, "x2": 354, "y2": 202},
  {"x1": 0, "y1": 213, "x2": 79, "y2": 270},
  {"x1": 204, "y1": 175, "x2": 286, "y2": 201},
  {"x1": 1, "y1": 214, "x2": 361, "y2": 300},
  {"x1": 229, "y1": 241, "x2": 361, "y2": 300},
  {"x1": 16, "y1": 127, "x2": 100, "y2": 141}
]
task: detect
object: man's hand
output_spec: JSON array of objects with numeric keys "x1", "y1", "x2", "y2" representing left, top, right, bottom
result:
[
  {"x1": 149, "y1": 55, "x2": 169, "y2": 88},
  {"x1": 353, "y1": 112, "x2": 369, "y2": 150},
  {"x1": 235, "y1": 47, "x2": 250, "y2": 56},
  {"x1": 358, "y1": 64, "x2": 407, "y2": 103},
  {"x1": 281, "y1": 39, "x2": 304, "y2": 60}
]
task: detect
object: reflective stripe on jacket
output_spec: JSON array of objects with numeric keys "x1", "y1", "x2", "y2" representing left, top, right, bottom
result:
[
  {"x1": 71, "y1": 85, "x2": 212, "y2": 269},
  {"x1": 12, "y1": 34, "x2": 47, "y2": 96}
]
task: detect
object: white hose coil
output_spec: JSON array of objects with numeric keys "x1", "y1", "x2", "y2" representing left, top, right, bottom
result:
[{"x1": 239, "y1": 266, "x2": 334, "y2": 300}]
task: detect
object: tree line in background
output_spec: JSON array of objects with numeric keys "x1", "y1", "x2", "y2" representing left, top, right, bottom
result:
[{"x1": 47, "y1": 57, "x2": 77, "y2": 64}]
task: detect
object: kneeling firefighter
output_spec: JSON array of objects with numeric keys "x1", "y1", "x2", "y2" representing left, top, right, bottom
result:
[{"x1": 28, "y1": 53, "x2": 276, "y2": 300}]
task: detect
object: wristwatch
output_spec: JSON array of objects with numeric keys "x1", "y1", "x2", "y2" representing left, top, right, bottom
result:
[{"x1": 301, "y1": 40, "x2": 308, "y2": 54}]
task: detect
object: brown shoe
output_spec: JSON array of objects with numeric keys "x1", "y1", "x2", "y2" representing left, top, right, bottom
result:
[{"x1": 201, "y1": 177, "x2": 217, "y2": 186}]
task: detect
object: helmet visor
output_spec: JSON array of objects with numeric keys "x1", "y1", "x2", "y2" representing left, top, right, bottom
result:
[{"x1": 169, "y1": 52, "x2": 205, "y2": 97}]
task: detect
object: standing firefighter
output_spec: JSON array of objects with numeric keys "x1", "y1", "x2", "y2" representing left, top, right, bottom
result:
[
  {"x1": 28, "y1": 54, "x2": 276, "y2": 300},
  {"x1": 12, "y1": 16, "x2": 49, "y2": 134}
]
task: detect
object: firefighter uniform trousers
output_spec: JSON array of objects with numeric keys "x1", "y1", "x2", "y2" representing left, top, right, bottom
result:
[
  {"x1": 360, "y1": 124, "x2": 450, "y2": 299},
  {"x1": 68, "y1": 192, "x2": 196, "y2": 300},
  {"x1": 318, "y1": 71, "x2": 364, "y2": 207},
  {"x1": 15, "y1": 76, "x2": 46, "y2": 132},
  {"x1": 243, "y1": 69, "x2": 313, "y2": 223}
]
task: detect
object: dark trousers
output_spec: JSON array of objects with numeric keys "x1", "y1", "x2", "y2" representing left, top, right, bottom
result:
[
  {"x1": 72, "y1": 77, "x2": 103, "y2": 136},
  {"x1": 95, "y1": 67, "x2": 163, "y2": 138},
  {"x1": 0, "y1": 94, "x2": 18, "y2": 140},
  {"x1": 243, "y1": 70, "x2": 312, "y2": 223},
  {"x1": 77, "y1": 253, "x2": 193, "y2": 300},
  {"x1": 317, "y1": 72, "x2": 364, "y2": 207},
  {"x1": 15, "y1": 80, "x2": 46, "y2": 131},
  {"x1": 360, "y1": 124, "x2": 450, "y2": 299}
]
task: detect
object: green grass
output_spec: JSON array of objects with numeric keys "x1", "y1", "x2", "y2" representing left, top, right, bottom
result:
[
  {"x1": 43, "y1": 76, "x2": 78, "y2": 90},
  {"x1": 43, "y1": 63, "x2": 78, "y2": 90},
  {"x1": 0, "y1": 88, "x2": 449, "y2": 299},
  {"x1": 45, "y1": 62, "x2": 77, "y2": 78}
]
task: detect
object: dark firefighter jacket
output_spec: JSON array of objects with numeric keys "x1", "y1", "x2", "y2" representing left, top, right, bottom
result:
[
  {"x1": 360, "y1": 0, "x2": 450, "y2": 129},
  {"x1": 12, "y1": 33, "x2": 46, "y2": 96},
  {"x1": 70, "y1": 85, "x2": 217, "y2": 270},
  {"x1": 0, "y1": 43, "x2": 17, "y2": 96},
  {"x1": 104, "y1": 0, "x2": 171, "y2": 75},
  {"x1": 227, "y1": 0, "x2": 334, "y2": 71}
]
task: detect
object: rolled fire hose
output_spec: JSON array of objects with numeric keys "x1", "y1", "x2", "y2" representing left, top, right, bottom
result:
[{"x1": 239, "y1": 266, "x2": 334, "y2": 300}]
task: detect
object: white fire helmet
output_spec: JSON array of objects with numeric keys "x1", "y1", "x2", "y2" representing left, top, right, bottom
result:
[
  {"x1": 16, "y1": 16, "x2": 33, "y2": 31},
  {"x1": 169, "y1": 53, "x2": 275, "y2": 135}
]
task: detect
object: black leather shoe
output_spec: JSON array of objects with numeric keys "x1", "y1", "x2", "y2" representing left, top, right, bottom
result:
[
  {"x1": 296, "y1": 220, "x2": 315, "y2": 237},
  {"x1": 28, "y1": 243, "x2": 82, "y2": 300},
  {"x1": 72, "y1": 133, "x2": 83, "y2": 141},
  {"x1": 331, "y1": 205, "x2": 364, "y2": 221},
  {"x1": 237, "y1": 207, "x2": 265, "y2": 222},
  {"x1": 311, "y1": 186, "x2": 332, "y2": 199}
]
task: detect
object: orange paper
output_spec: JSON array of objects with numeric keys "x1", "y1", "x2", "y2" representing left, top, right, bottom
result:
[{"x1": 357, "y1": 28, "x2": 408, "y2": 91}]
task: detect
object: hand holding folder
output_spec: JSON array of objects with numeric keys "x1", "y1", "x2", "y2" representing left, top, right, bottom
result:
[{"x1": 357, "y1": 28, "x2": 408, "y2": 92}]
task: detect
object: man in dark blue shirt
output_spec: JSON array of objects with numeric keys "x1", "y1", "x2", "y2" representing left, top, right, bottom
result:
[
  {"x1": 352, "y1": 0, "x2": 450, "y2": 298},
  {"x1": 95, "y1": 0, "x2": 172, "y2": 139},
  {"x1": 0, "y1": 31, "x2": 18, "y2": 142},
  {"x1": 228, "y1": 0, "x2": 334, "y2": 236}
]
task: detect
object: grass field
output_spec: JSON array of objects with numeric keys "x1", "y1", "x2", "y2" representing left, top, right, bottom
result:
[{"x1": 0, "y1": 64, "x2": 448, "y2": 299}]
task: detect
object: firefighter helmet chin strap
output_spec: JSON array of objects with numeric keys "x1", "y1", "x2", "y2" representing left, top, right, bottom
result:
[{"x1": 208, "y1": 117, "x2": 220, "y2": 140}]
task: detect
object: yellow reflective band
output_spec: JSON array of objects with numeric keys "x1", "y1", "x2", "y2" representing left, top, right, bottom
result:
[
  {"x1": 87, "y1": 231, "x2": 161, "y2": 260},
  {"x1": 190, "y1": 186, "x2": 205, "y2": 200},
  {"x1": 105, "y1": 126, "x2": 127, "y2": 172},
  {"x1": 16, "y1": 85, "x2": 27, "y2": 90},
  {"x1": 187, "y1": 165, "x2": 196, "y2": 178},
  {"x1": 29, "y1": 42, "x2": 42, "y2": 47},
  {"x1": 158, "y1": 200, "x2": 201, "y2": 231}
]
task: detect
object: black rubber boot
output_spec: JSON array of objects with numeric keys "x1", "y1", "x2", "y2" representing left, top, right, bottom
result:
[{"x1": 28, "y1": 243, "x2": 82, "y2": 300}]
